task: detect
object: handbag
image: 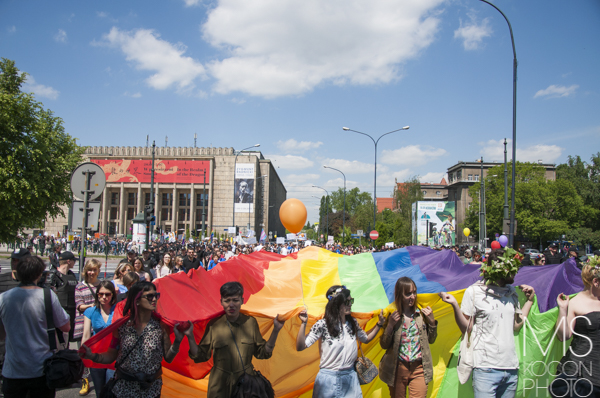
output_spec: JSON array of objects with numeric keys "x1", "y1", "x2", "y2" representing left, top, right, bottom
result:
[
  {"x1": 456, "y1": 287, "x2": 476, "y2": 384},
  {"x1": 227, "y1": 321, "x2": 275, "y2": 398},
  {"x1": 355, "y1": 342, "x2": 378, "y2": 385},
  {"x1": 42, "y1": 288, "x2": 85, "y2": 389}
]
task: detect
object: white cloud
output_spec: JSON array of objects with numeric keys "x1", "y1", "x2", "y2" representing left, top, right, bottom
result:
[
  {"x1": 324, "y1": 178, "x2": 359, "y2": 189},
  {"x1": 479, "y1": 139, "x2": 563, "y2": 163},
  {"x1": 202, "y1": 0, "x2": 444, "y2": 98},
  {"x1": 322, "y1": 158, "x2": 374, "y2": 174},
  {"x1": 283, "y1": 173, "x2": 320, "y2": 184},
  {"x1": 97, "y1": 11, "x2": 108, "y2": 18},
  {"x1": 23, "y1": 76, "x2": 59, "y2": 100},
  {"x1": 7, "y1": 26, "x2": 16, "y2": 34},
  {"x1": 123, "y1": 91, "x2": 142, "y2": 98},
  {"x1": 534, "y1": 84, "x2": 579, "y2": 99},
  {"x1": 454, "y1": 14, "x2": 492, "y2": 50},
  {"x1": 183, "y1": 0, "x2": 201, "y2": 6},
  {"x1": 377, "y1": 169, "x2": 413, "y2": 194},
  {"x1": 419, "y1": 172, "x2": 446, "y2": 184},
  {"x1": 231, "y1": 98, "x2": 246, "y2": 104},
  {"x1": 54, "y1": 29, "x2": 67, "y2": 43},
  {"x1": 276, "y1": 139, "x2": 323, "y2": 153},
  {"x1": 266, "y1": 154, "x2": 314, "y2": 169},
  {"x1": 96, "y1": 27, "x2": 206, "y2": 93},
  {"x1": 380, "y1": 145, "x2": 446, "y2": 166}
]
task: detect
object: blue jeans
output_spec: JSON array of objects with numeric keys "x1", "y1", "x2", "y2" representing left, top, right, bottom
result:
[
  {"x1": 472, "y1": 368, "x2": 518, "y2": 398},
  {"x1": 313, "y1": 368, "x2": 362, "y2": 398}
]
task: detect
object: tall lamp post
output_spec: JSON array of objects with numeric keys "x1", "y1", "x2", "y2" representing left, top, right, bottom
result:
[
  {"x1": 232, "y1": 144, "x2": 260, "y2": 235},
  {"x1": 313, "y1": 186, "x2": 329, "y2": 244},
  {"x1": 478, "y1": 0, "x2": 517, "y2": 248},
  {"x1": 343, "y1": 126, "x2": 409, "y2": 229},
  {"x1": 312, "y1": 196, "x2": 324, "y2": 243},
  {"x1": 323, "y1": 165, "x2": 346, "y2": 245}
]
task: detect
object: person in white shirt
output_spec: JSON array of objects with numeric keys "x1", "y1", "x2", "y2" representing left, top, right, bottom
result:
[
  {"x1": 296, "y1": 285, "x2": 384, "y2": 398},
  {"x1": 439, "y1": 248, "x2": 535, "y2": 398}
]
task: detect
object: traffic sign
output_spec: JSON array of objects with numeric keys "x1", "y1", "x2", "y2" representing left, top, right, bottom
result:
[
  {"x1": 70, "y1": 162, "x2": 106, "y2": 201},
  {"x1": 357, "y1": 230, "x2": 363, "y2": 236},
  {"x1": 370, "y1": 230, "x2": 379, "y2": 240}
]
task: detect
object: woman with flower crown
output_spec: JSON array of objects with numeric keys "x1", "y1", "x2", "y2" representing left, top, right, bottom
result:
[
  {"x1": 296, "y1": 285, "x2": 384, "y2": 398},
  {"x1": 550, "y1": 257, "x2": 600, "y2": 397},
  {"x1": 439, "y1": 248, "x2": 535, "y2": 398}
]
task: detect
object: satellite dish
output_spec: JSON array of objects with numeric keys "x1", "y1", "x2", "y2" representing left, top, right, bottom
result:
[{"x1": 70, "y1": 162, "x2": 106, "y2": 201}]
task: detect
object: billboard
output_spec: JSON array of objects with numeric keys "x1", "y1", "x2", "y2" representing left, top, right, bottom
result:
[
  {"x1": 234, "y1": 163, "x2": 254, "y2": 213},
  {"x1": 91, "y1": 159, "x2": 210, "y2": 184},
  {"x1": 412, "y1": 201, "x2": 456, "y2": 246}
]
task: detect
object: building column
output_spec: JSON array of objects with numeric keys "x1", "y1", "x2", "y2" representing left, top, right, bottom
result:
[
  {"x1": 137, "y1": 183, "x2": 143, "y2": 214},
  {"x1": 190, "y1": 184, "x2": 196, "y2": 236},
  {"x1": 172, "y1": 185, "x2": 178, "y2": 235},
  {"x1": 119, "y1": 183, "x2": 126, "y2": 235}
]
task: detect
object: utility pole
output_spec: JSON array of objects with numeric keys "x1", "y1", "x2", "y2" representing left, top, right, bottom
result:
[{"x1": 144, "y1": 141, "x2": 156, "y2": 248}]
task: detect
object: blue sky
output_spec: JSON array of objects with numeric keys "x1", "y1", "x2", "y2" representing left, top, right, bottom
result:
[{"x1": 2, "y1": 0, "x2": 599, "y2": 224}]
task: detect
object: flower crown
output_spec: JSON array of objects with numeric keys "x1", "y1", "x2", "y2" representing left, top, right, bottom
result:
[
  {"x1": 479, "y1": 248, "x2": 522, "y2": 285},
  {"x1": 327, "y1": 286, "x2": 346, "y2": 301},
  {"x1": 588, "y1": 256, "x2": 600, "y2": 276}
]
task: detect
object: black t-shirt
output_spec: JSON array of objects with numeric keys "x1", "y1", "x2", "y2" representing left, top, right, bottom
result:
[{"x1": 183, "y1": 257, "x2": 201, "y2": 270}]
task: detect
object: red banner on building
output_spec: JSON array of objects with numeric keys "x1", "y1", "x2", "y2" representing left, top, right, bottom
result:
[{"x1": 91, "y1": 159, "x2": 210, "y2": 184}]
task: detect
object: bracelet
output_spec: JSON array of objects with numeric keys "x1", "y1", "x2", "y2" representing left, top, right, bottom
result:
[{"x1": 376, "y1": 323, "x2": 384, "y2": 328}]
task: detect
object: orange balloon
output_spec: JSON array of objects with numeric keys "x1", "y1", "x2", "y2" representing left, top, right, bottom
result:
[{"x1": 279, "y1": 198, "x2": 307, "y2": 234}]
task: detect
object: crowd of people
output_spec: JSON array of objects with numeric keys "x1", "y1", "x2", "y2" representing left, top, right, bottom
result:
[{"x1": 0, "y1": 238, "x2": 598, "y2": 397}]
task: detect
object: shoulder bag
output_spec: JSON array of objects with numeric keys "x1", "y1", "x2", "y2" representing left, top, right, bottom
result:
[
  {"x1": 355, "y1": 342, "x2": 378, "y2": 385},
  {"x1": 227, "y1": 321, "x2": 275, "y2": 398},
  {"x1": 456, "y1": 287, "x2": 476, "y2": 384},
  {"x1": 42, "y1": 288, "x2": 84, "y2": 389}
]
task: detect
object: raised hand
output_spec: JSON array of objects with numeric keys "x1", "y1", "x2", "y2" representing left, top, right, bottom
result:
[
  {"x1": 298, "y1": 309, "x2": 308, "y2": 324},
  {"x1": 274, "y1": 314, "x2": 286, "y2": 331},
  {"x1": 387, "y1": 311, "x2": 401, "y2": 329},
  {"x1": 438, "y1": 292, "x2": 458, "y2": 306},
  {"x1": 377, "y1": 309, "x2": 385, "y2": 325},
  {"x1": 421, "y1": 306, "x2": 435, "y2": 325},
  {"x1": 557, "y1": 293, "x2": 570, "y2": 310},
  {"x1": 519, "y1": 285, "x2": 536, "y2": 302}
]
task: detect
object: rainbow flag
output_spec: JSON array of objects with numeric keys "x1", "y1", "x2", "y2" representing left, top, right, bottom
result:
[{"x1": 82, "y1": 246, "x2": 583, "y2": 397}]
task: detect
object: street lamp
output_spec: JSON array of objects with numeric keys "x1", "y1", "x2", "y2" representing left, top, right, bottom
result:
[
  {"x1": 477, "y1": 0, "x2": 517, "y2": 248},
  {"x1": 343, "y1": 126, "x2": 409, "y2": 229},
  {"x1": 312, "y1": 196, "x2": 323, "y2": 243},
  {"x1": 232, "y1": 144, "x2": 260, "y2": 235},
  {"x1": 323, "y1": 165, "x2": 346, "y2": 245},
  {"x1": 313, "y1": 186, "x2": 329, "y2": 244}
]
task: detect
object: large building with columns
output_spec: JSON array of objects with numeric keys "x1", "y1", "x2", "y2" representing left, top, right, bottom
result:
[{"x1": 45, "y1": 146, "x2": 287, "y2": 239}]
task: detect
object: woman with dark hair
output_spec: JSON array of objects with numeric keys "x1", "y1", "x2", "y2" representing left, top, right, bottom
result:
[
  {"x1": 80, "y1": 282, "x2": 194, "y2": 398},
  {"x1": 296, "y1": 285, "x2": 384, "y2": 398},
  {"x1": 187, "y1": 281, "x2": 285, "y2": 398},
  {"x1": 0, "y1": 256, "x2": 70, "y2": 398},
  {"x1": 82, "y1": 280, "x2": 117, "y2": 397},
  {"x1": 440, "y1": 248, "x2": 535, "y2": 398},
  {"x1": 379, "y1": 277, "x2": 437, "y2": 398},
  {"x1": 133, "y1": 258, "x2": 151, "y2": 282}
]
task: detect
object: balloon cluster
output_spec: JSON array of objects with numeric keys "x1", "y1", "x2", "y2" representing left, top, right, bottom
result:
[{"x1": 491, "y1": 234, "x2": 509, "y2": 249}]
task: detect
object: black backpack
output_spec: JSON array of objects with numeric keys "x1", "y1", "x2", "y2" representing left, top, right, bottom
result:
[{"x1": 42, "y1": 288, "x2": 84, "y2": 389}]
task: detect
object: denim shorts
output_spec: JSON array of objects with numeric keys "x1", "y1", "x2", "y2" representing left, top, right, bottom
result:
[
  {"x1": 472, "y1": 368, "x2": 518, "y2": 398},
  {"x1": 313, "y1": 368, "x2": 362, "y2": 398}
]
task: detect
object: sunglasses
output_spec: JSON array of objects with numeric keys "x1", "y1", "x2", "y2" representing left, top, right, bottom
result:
[
  {"x1": 142, "y1": 293, "x2": 161, "y2": 302},
  {"x1": 97, "y1": 292, "x2": 113, "y2": 298},
  {"x1": 345, "y1": 298, "x2": 354, "y2": 306}
]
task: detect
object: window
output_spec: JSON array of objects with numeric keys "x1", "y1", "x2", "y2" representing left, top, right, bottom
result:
[
  {"x1": 468, "y1": 174, "x2": 473, "y2": 181},
  {"x1": 161, "y1": 208, "x2": 171, "y2": 221},
  {"x1": 179, "y1": 193, "x2": 191, "y2": 207},
  {"x1": 474, "y1": 175, "x2": 480, "y2": 181},
  {"x1": 422, "y1": 190, "x2": 427, "y2": 196},
  {"x1": 162, "y1": 193, "x2": 172, "y2": 206},
  {"x1": 127, "y1": 208, "x2": 135, "y2": 220},
  {"x1": 196, "y1": 193, "x2": 208, "y2": 207},
  {"x1": 457, "y1": 170, "x2": 462, "y2": 180},
  {"x1": 128, "y1": 192, "x2": 136, "y2": 206},
  {"x1": 111, "y1": 192, "x2": 119, "y2": 205},
  {"x1": 178, "y1": 208, "x2": 190, "y2": 222},
  {"x1": 436, "y1": 191, "x2": 441, "y2": 196},
  {"x1": 145, "y1": 193, "x2": 151, "y2": 205},
  {"x1": 110, "y1": 207, "x2": 118, "y2": 219},
  {"x1": 196, "y1": 210, "x2": 207, "y2": 221}
]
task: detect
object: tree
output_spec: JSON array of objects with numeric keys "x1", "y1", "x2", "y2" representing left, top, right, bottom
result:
[
  {"x1": 393, "y1": 176, "x2": 424, "y2": 246},
  {"x1": 0, "y1": 59, "x2": 84, "y2": 242},
  {"x1": 464, "y1": 162, "x2": 587, "y2": 246}
]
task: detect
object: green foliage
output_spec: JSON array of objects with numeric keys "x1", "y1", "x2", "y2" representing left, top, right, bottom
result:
[
  {"x1": 464, "y1": 162, "x2": 587, "y2": 245},
  {"x1": 0, "y1": 59, "x2": 84, "y2": 243},
  {"x1": 479, "y1": 247, "x2": 522, "y2": 285},
  {"x1": 566, "y1": 228, "x2": 600, "y2": 251},
  {"x1": 556, "y1": 153, "x2": 600, "y2": 230}
]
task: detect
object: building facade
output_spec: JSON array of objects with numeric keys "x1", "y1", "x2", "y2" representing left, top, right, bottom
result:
[{"x1": 44, "y1": 146, "x2": 287, "y2": 239}]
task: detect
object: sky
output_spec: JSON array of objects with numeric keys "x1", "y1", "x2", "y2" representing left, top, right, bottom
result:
[{"x1": 2, "y1": 0, "x2": 599, "y2": 225}]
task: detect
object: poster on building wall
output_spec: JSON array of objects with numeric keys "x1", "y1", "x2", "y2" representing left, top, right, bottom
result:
[
  {"x1": 91, "y1": 159, "x2": 210, "y2": 184},
  {"x1": 412, "y1": 201, "x2": 456, "y2": 246},
  {"x1": 234, "y1": 163, "x2": 254, "y2": 213}
]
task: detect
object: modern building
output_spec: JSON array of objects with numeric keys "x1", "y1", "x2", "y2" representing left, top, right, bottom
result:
[{"x1": 44, "y1": 146, "x2": 287, "y2": 239}]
